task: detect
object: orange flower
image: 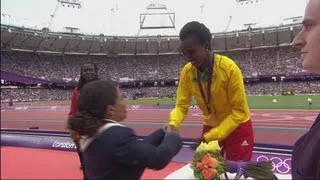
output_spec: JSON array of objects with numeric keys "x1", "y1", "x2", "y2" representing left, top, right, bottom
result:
[
  {"x1": 201, "y1": 168, "x2": 215, "y2": 179},
  {"x1": 201, "y1": 168, "x2": 218, "y2": 180},
  {"x1": 212, "y1": 168, "x2": 218, "y2": 177},
  {"x1": 202, "y1": 153, "x2": 218, "y2": 168},
  {"x1": 196, "y1": 162, "x2": 204, "y2": 169}
]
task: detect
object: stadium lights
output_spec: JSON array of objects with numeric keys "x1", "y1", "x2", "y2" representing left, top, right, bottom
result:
[
  {"x1": 59, "y1": 0, "x2": 82, "y2": 9},
  {"x1": 244, "y1": 23, "x2": 257, "y2": 29},
  {"x1": 236, "y1": 0, "x2": 260, "y2": 5},
  {"x1": 137, "y1": 0, "x2": 176, "y2": 36},
  {"x1": 1, "y1": 13, "x2": 11, "y2": 18},
  {"x1": 46, "y1": 0, "x2": 82, "y2": 30}
]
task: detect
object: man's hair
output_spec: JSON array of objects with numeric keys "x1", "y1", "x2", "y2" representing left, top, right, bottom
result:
[
  {"x1": 77, "y1": 62, "x2": 99, "y2": 90},
  {"x1": 67, "y1": 80, "x2": 118, "y2": 137},
  {"x1": 179, "y1": 21, "x2": 212, "y2": 50}
]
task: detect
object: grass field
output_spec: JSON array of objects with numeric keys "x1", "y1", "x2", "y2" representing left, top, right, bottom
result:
[
  {"x1": 8, "y1": 94, "x2": 319, "y2": 110},
  {"x1": 127, "y1": 94, "x2": 320, "y2": 109}
]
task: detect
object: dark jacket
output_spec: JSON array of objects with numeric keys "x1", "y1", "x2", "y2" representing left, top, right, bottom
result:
[
  {"x1": 291, "y1": 113, "x2": 320, "y2": 179},
  {"x1": 81, "y1": 123, "x2": 182, "y2": 180}
]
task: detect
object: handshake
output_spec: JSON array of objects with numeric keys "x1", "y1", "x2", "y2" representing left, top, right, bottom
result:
[
  {"x1": 161, "y1": 124, "x2": 204, "y2": 150},
  {"x1": 162, "y1": 124, "x2": 179, "y2": 135}
]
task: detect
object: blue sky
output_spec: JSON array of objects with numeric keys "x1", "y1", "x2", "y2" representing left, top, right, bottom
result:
[{"x1": 1, "y1": 0, "x2": 308, "y2": 36}]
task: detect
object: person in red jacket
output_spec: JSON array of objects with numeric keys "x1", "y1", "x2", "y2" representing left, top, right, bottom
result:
[
  {"x1": 69, "y1": 63, "x2": 99, "y2": 118},
  {"x1": 68, "y1": 62, "x2": 99, "y2": 178}
]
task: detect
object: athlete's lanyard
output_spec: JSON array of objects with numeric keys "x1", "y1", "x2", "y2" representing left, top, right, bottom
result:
[{"x1": 196, "y1": 52, "x2": 214, "y2": 114}]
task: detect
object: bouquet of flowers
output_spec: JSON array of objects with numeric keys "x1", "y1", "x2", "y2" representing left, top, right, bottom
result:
[
  {"x1": 190, "y1": 141, "x2": 275, "y2": 180},
  {"x1": 191, "y1": 141, "x2": 226, "y2": 179}
]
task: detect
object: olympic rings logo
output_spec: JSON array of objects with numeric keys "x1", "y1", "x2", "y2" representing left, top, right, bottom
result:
[
  {"x1": 14, "y1": 106, "x2": 29, "y2": 110},
  {"x1": 256, "y1": 155, "x2": 292, "y2": 174},
  {"x1": 130, "y1": 105, "x2": 141, "y2": 110},
  {"x1": 189, "y1": 105, "x2": 199, "y2": 110}
]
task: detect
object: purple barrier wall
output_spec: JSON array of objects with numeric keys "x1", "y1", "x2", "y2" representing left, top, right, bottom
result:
[
  {"x1": 1, "y1": 132, "x2": 292, "y2": 175},
  {"x1": 1, "y1": 104, "x2": 200, "y2": 111},
  {"x1": 2, "y1": 106, "x2": 69, "y2": 110},
  {"x1": 1, "y1": 70, "x2": 50, "y2": 84},
  {"x1": 151, "y1": 104, "x2": 174, "y2": 109},
  {"x1": 1, "y1": 133, "x2": 77, "y2": 152}
]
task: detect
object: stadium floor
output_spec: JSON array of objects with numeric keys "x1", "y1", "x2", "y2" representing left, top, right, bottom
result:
[
  {"x1": 1, "y1": 146, "x2": 185, "y2": 179},
  {"x1": 1, "y1": 105, "x2": 318, "y2": 145},
  {"x1": 1, "y1": 102, "x2": 318, "y2": 179}
]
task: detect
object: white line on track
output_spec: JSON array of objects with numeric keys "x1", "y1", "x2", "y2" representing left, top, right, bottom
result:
[{"x1": 1, "y1": 120, "x2": 310, "y2": 130}]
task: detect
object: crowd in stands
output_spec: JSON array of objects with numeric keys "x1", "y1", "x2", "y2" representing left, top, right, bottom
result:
[
  {"x1": 1, "y1": 81, "x2": 319, "y2": 102},
  {"x1": 1, "y1": 45, "x2": 318, "y2": 102},
  {"x1": 1, "y1": 52, "x2": 185, "y2": 81},
  {"x1": 1, "y1": 46, "x2": 304, "y2": 82},
  {"x1": 1, "y1": 88, "x2": 71, "y2": 102},
  {"x1": 245, "y1": 81, "x2": 319, "y2": 95}
]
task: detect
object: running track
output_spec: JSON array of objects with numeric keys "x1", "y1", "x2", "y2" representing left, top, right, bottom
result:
[{"x1": 1, "y1": 107, "x2": 319, "y2": 145}]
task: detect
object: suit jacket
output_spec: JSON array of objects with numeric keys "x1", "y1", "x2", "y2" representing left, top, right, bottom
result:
[
  {"x1": 80, "y1": 121, "x2": 182, "y2": 180},
  {"x1": 291, "y1": 113, "x2": 320, "y2": 179}
]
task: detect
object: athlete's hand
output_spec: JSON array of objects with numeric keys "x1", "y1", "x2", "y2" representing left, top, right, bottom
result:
[
  {"x1": 163, "y1": 124, "x2": 179, "y2": 134},
  {"x1": 190, "y1": 137, "x2": 207, "y2": 150}
]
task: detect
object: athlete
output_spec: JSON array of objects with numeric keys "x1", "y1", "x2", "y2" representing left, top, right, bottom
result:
[{"x1": 167, "y1": 21, "x2": 253, "y2": 161}]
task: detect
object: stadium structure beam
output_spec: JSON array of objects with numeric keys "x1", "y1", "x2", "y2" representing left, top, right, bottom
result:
[
  {"x1": 75, "y1": 39, "x2": 82, "y2": 51},
  {"x1": 62, "y1": 39, "x2": 70, "y2": 54},
  {"x1": 134, "y1": 38, "x2": 138, "y2": 55},
  {"x1": 35, "y1": 38, "x2": 44, "y2": 51},
  {"x1": 47, "y1": 0, "x2": 82, "y2": 30},
  {"x1": 224, "y1": 16, "x2": 233, "y2": 32},
  {"x1": 19, "y1": 36, "x2": 31, "y2": 49},
  {"x1": 111, "y1": 38, "x2": 117, "y2": 55},
  {"x1": 5, "y1": 34, "x2": 18, "y2": 46},
  {"x1": 87, "y1": 40, "x2": 94, "y2": 54},
  {"x1": 49, "y1": 37, "x2": 58, "y2": 49},
  {"x1": 244, "y1": 23, "x2": 256, "y2": 49}
]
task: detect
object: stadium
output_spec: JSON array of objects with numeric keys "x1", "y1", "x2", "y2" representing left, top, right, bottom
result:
[{"x1": 1, "y1": 0, "x2": 319, "y2": 179}]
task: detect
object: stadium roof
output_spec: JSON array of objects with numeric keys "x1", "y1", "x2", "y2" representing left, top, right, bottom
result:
[
  {"x1": 1, "y1": 0, "x2": 307, "y2": 36},
  {"x1": 1, "y1": 23, "x2": 302, "y2": 55}
]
